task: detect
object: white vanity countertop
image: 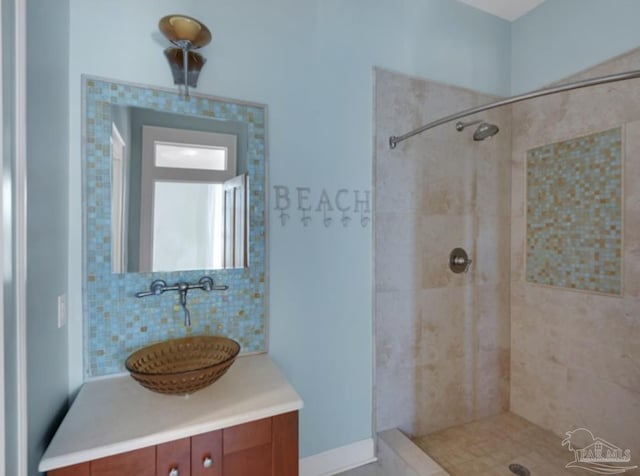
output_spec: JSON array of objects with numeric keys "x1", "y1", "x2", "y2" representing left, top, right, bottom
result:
[{"x1": 39, "y1": 353, "x2": 303, "y2": 472}]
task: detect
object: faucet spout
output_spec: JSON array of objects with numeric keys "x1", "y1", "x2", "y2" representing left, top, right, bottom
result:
[{"x1": 177, "y1": 282, "x2": 191, "y2": 327}]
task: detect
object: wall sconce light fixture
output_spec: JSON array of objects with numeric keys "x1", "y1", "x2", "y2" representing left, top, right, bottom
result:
[{"x1": 159, "y1": 14, "x2": 212, "y2": 97}]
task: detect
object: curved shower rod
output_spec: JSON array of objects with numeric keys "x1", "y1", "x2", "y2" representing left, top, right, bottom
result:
[{"x1": 389, "y1": 68, "x2": 640, "y2": 149}]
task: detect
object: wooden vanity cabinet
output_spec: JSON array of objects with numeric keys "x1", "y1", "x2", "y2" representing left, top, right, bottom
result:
[{"x1": 48, "y1": 411, "x2": 298, "y2": 476}]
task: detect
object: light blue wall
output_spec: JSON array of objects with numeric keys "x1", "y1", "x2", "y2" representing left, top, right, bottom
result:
[
  {"x1": 27, "y1": 0, "x2": 70, "y2": 474},
  {"x1": 67, "y1": 0, "x2": 510, "y2": 458},
  {"x1": 511, "y1": 0, "x2": 640, "y2": 93}
]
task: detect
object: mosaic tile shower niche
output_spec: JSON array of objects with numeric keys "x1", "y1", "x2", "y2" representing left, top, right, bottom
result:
[
  {"x1": 526, "y1": 128, "x2": 622, "y2": 295},
  {"x1": 83, "y1": 77, "x2": 266, "y2": 377}
]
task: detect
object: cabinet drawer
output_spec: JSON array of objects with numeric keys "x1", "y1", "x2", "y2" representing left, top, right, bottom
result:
[{"x1": 91, "y1": 446, "x2": 155, "y2": 476}]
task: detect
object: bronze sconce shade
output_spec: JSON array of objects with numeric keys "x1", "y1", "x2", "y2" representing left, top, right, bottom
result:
[{"x1": 164, "y1": 48, "x2": 206, "y2": 88}]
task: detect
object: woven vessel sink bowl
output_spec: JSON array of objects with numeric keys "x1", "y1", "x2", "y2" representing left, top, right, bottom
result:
[{"x1": 125, "y1": 336, "x2": 241, "y2": 395}]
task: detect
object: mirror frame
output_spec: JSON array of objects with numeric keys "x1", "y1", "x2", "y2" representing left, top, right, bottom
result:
[{"x1": 82, "y1": 76, "x2": 268, "y2": 378}]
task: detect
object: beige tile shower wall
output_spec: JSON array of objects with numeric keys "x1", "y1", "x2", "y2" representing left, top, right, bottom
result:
[
  {"x1": 374, "y1": 68, "x2": 511, "y2": 437},
  {"x1": 511, "y1": 48, "x2": 640, "y2": 454}
]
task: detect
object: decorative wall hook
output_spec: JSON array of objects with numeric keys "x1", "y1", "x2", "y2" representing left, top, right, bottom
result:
[{"x1": 273, "y1": 185, "x2": 371, "y2": 229}]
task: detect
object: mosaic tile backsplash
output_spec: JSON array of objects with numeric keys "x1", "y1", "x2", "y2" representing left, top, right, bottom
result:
[
  {"x1": 84, "y1": 78, "x2": 266, "y2": 377},
  {"x1": 526, "y1": 128, "x2": 622, "y2": 294}
]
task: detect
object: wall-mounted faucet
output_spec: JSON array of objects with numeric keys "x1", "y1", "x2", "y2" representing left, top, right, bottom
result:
[{"x1": 135, "y1": 276, "x2": 228, "y2": 326}]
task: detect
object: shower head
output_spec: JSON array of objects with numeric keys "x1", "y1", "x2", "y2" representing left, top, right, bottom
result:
[
  {"x1": 455, "y1": 119, "x2": 500, "y2": 141},
  {"x1": 473, "y1": 122, "x2": 499, "y2": 141}
]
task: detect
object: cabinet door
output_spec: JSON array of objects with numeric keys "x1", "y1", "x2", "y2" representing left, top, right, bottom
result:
[
  {"x1": 48, "y1": 462, "x2": 90, "y2": 476},
  {"x1": 223, "y1": 418, "x2": 272, "y2": 476},
  {"x1": 192, "y1": 430, "x2": 222, "y2": 476},
  {"x1": 156, "y1": 438, "x2": 191, "y2": 476},
  {"x1": 223, "y1": 444, "x2": 271, "y2": 476},
  {"x1": 91, "y1": 446, "x2": 155, "y2": 476}
]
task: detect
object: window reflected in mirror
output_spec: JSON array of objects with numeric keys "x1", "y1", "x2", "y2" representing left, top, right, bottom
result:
[{"x1": 110, "y1": 106, "x2": 248, "y2": 273}]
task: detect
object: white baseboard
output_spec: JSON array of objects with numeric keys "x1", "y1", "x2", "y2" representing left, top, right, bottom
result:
[{"x1": 300, "y1": 438, "x2": 376, "y2": 476}]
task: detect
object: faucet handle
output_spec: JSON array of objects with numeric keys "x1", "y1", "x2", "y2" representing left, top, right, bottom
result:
[
  {"x1": 150, "y1": 280, "x2": 168, "y2": 295},
  {"x1": 197, "y1": 276, "x2": 228, "y2": 291},
  {"x1": 135, "y1": 279, "x2": 168, "y2": 298},
  {"x1": 198, "y1": 276, "x2": 214, "y2": 291}
]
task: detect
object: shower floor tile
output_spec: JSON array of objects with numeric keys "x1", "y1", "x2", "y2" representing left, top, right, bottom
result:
[{"x1": 413, "y1": 412, "x2": 635, "y2": 476}]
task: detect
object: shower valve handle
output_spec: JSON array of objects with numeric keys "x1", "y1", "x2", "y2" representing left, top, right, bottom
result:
[
  {"x1": 449, "y1": 248, "x2": 472, "y2": 274},
  {"x1": 453, "y1": 256, "x2": 472, "y2": 271}
]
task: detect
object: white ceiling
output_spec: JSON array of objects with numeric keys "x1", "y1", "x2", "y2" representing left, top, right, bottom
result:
[{"x1": 457, "y1": 0, "x2": 546, "y2": 21}]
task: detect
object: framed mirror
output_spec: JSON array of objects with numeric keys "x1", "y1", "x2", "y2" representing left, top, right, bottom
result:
[{"x1": 82, "y1": 76, "x2": 267, "y2": 377}]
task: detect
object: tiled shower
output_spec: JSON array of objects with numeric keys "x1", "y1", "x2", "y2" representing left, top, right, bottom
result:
[
  {"x1": 374, "y1": 47, "x2": 640, "y2": 471},
  {"x1": 374, "y1": 67, "x2": 512, "y2": 435}
]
